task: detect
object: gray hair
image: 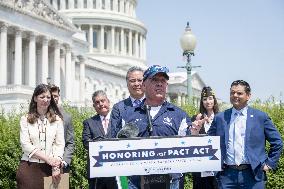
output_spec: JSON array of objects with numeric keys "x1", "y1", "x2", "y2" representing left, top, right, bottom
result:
[
  {"x1": 92, "y1": 90, "x2": 108, "y2": 102},
  {"x1": 126, "y1": 66, "x2": 144, "y2": 81}
]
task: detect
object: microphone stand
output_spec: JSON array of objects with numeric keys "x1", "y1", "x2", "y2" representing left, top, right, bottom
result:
[
  {"x1": 145, "y1": 105, "x2": 153, "y2": 136},
  {"x1": 141, "y1": 105, "x2": 170, "y2": 189}
]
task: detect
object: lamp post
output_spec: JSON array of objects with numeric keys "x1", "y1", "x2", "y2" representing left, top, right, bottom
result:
[{"x1": 179, "y1": 22, "x2": 200, "y2": 103}]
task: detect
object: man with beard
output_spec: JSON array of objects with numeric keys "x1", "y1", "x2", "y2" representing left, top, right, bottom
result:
[{"x1": 82, "y1": 90, "x2": 118, "y2": 189}]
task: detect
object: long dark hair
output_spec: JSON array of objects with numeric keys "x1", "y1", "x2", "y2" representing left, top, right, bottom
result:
[
  {"x1": 199, "y1": 86, "x2": 219, "y2": 115},
  {"x1": 27, "y1": 84, "x2": 63, "y2": 124}
]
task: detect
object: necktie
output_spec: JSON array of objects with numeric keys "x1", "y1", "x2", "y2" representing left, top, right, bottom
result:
[
  {"x1": 133, "y1": 99, "x2": 141, "y2": 107},
  {"x1": 102, "y1": 117, "x2": 109, "y2": 134},
  {"x1": 234, "y1": 112, "x2": 243, "y2": 166}
]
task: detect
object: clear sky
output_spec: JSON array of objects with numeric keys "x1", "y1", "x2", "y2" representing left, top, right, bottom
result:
[{"x1": 136, "y1": 0, "x2": 284, "y2": 103}]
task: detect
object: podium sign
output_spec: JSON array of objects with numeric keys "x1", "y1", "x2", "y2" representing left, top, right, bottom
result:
[{"x1": 89, "y1": 136, "x2": 221, "y2": 178}]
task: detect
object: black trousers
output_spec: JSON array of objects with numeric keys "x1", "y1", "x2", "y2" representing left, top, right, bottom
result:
[
  {"x1": 89, "y1": 177, "x2": 118, "y2": 189},
  {"x1": 192, "y1": 173, "x2": 218, "y2": 189}
]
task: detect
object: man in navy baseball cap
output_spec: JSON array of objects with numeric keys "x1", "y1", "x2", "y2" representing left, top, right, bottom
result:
[
  {"x1": 143, "y1": 65, "x2": 169, "y2": 81},
  {"x1": 120, "y1": 64, "x2": 201, "y2": 189}
]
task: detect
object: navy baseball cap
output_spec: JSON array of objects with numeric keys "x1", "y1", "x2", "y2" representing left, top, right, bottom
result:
[{"x1": 143, "y1": 65, "x2": 169, "y2": 81}]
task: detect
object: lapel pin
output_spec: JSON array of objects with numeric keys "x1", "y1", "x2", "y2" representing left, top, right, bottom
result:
[{"x1": 250, "y1": 115, "x2": 254, "y2": 118}]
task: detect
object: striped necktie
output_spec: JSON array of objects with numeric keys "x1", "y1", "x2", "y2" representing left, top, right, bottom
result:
[{"x1": 102, "y1": 117, "x2": 109, "y2": 134}]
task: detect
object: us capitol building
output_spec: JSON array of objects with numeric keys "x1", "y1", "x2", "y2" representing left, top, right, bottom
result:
[{"x1": 0, "y1": 0, "x2": 205, "y2": 111}]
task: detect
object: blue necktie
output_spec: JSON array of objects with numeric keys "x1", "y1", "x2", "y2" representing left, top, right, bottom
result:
[
  {"x1": 133, "y1": 99, "x2": 141, "y2": 107},
  {"x1": 234, "y1": 112, "x2": 243, "y2": 165}
]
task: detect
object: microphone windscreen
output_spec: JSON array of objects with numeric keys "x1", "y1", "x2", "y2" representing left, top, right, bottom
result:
[{"x1": 117, "y1": 122, "x2": 139, "y2": 138}]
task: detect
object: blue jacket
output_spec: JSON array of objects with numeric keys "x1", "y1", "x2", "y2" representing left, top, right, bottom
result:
[
  {"x1": 110, "y1": 97, "x2": 133, "y2": 138},
  {"x1": 113, "y1": 100, "x2": 192, "y2": 187},
  {"x1": 122, "y1": 101, "x2": 192, "y2": 137},
  {"x1": 208, "y1": 107, "x2": 283, "y2": 181}
]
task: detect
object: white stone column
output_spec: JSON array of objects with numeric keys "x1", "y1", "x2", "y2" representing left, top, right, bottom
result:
[
  {"x1": 140, "y1": 35, "x2": 144, "y2": 59},
  {"x1": 120, "y1": 28, "x2": 125, "y2": 55},
  {"x1": 60, "y1": 0, "x2": 66, "y2": 10},
  {"x1": 134, "y1": 31, "x2": 138, "y2": 57},
  {"x1": 52, "y1": 0, "x2": 58, "y2": 10},
  {"x1": 28, "y1": 33, "x2": 36, "y2": 87},
  {"x1": 139, "y1": 34, "x2": 143, "y2": 58},
  {"x1": 96, "y1": 0, "x2": 102, "y2": 9},
  {"x1": 125, "y1": 0, "x2": 129, "y2": 14},
  {"x1": 100, "y1": 25, "x2": 105, "y2": 52},
  {"x1": 78, "y1": 0, "x2": 83, "y2": 8},
  {"x1": 115, "y1": 31, "x2": 119, "y2": 53},
  {"x1": 143, "y1": 36, "x2": 147, "y2": 59},
  {"x1": 129, "y1": 3, "x2": 133, "y2": 16},
  {"x1": 89, "y1": 25, "x2": 93, "y2": 53},
  {"x1": 113, "y1": 0, "x2": 118, "y2": 11},
  {"x1": 71, "y1": 54, "x2": 76, "y2": 87},
  {"x1": 60, "y1": 49, "x2": 66, "y2": 96},
  {"x1": 65, "y1": 46, "x2": 72, "y2": 101},
  {"x1": 60, "y1": 50, "x2": 66, "y2": 79},
  {"x1": 53, "y1": 41, "x2": 61, "y2": 86},
  {"x1": 69, "y1": 0, "x2": 74, "y2": 9},
  {"x1": 128, "y1": 30, "x2": 132, "y2": 56},
  {"x1": 0, "y1": 24, "x2": 8, "y2": 86},
  {"x1": 14, "y1": 29, "x2": 22, "y2": 85},
  {"x1": 79, "y1": 57, "x2": 85, "y2": 103},
  {"x1": 111, "y1": 26, "x2": 115, "y2": 53},
  {"x1": 106, "y1": 0, "x2": 110, "y2": 10},
  {"x1": 133, "y1": 3, "x2": 136, "y2": 17},
  {"x1": 41, "y1": 37, "x2": 49, "y2": 83},
  {"x1": 87, "y1": 0, "x2": 93, "y2": 9},
  {"x1": 119, "y1": 0, "x2": 124, "y2": 13}
]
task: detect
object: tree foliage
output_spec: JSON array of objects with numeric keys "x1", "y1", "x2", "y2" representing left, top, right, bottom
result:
[{"x1": 0, "y1": 100, "x2": 283, "y2": 188}]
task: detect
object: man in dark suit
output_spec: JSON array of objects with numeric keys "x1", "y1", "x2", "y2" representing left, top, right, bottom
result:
[
  {"x1": 110, "y1": 66, "x2": 145, "y2": 138},
  {"x1": 82, "y1": 90, "x2": 118, "y2": 189},
  {"x1": 49, "y1": 84, "x2": 75, "y2": 173},
  {"x1": 208, "y1": 80, "x2": 283, "y2": 188}
]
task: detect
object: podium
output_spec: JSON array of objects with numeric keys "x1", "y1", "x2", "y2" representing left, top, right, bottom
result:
[{"x1": 141, "y1": 175, "x2": 170, "y2": 189}]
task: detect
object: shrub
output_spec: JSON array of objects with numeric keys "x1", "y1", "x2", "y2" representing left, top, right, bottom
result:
[{"x1": 0, "y1": 100, "x2": 283, "y2": 189}]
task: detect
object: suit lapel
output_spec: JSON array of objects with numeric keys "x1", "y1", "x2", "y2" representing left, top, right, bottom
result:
[
  {"x1": 245, "y1": 107, "x2": 254, "y2": 145},
  {"x1": 94, "y1": 115, "x2": 105, "y2": 136},
  {"x1": 124, "y1": 97, "x2": 132, "y2": 108},
  {"x1": 224, "y1": 108, "x2": 232, "y2": 149}
]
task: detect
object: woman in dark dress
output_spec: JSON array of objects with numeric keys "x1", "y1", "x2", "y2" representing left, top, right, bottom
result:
[{"x1": 191, "y1": 86, "x2": 219, "y2": 189}]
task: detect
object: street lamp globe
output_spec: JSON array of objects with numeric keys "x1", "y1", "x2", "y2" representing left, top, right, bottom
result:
[
  {"x1": 179, "y1": 22, "x2": 198, "y2": 104},
  {"x1": 180, "y1": 22, "x2": 197, "y2": 54}
]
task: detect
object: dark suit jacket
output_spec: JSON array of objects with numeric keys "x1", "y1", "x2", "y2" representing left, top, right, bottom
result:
[
  {"x1": 82, "y1": 114, "x2": 111, "y2": 150},
  {"x1": 60, "y1": 108, "x2": 75, "y2": 167},
  {"x1": 110, "y1": 97, "x2": 133, "y2": 138},
  {"x1": 208, "y1": 107, "x2": 283, "y2": 181}
]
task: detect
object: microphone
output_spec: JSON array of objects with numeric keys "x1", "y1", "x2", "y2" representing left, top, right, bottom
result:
[
  {"x1": 117, "y1": 122, "x2": 139, "y2": 138},
  {"x1": 145, "y1": 104, "x2": 153, "y2": 136}
]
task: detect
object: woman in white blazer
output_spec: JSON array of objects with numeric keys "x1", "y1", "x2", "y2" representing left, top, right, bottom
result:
[{"x1": 16, "y1": 84, "x2": 65, "y2": 189}]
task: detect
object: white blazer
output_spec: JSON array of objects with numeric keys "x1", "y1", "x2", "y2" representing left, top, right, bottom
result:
[{"x1": 20, "y1": 115, "x2": 65, "y2": 163}]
